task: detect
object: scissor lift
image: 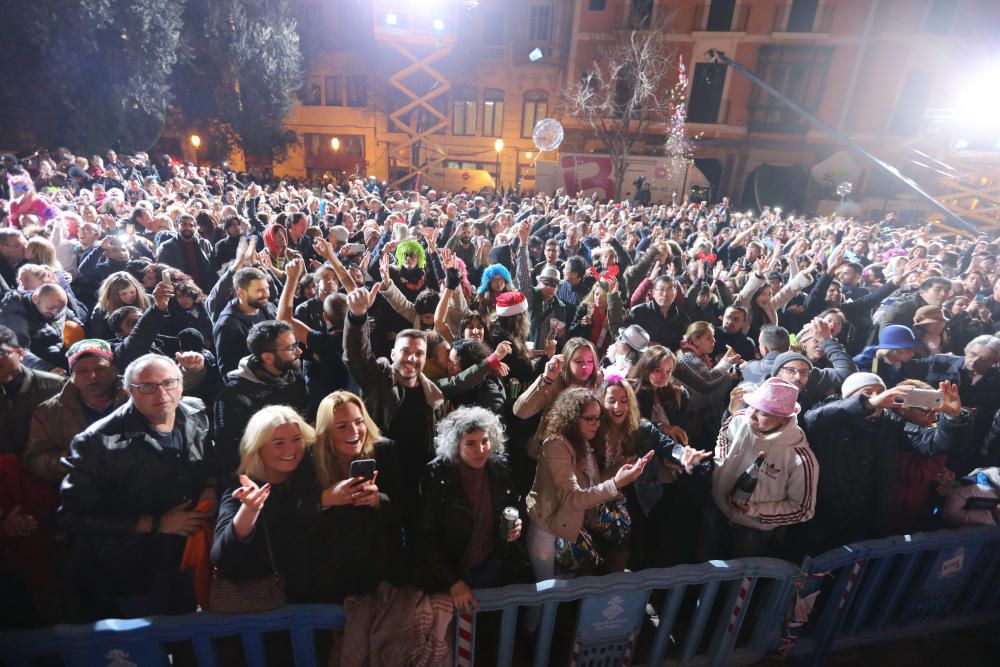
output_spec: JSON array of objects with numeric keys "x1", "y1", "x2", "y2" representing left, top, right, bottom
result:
[{"x1": 373, "y1": 1, "x2": 458, "y2": 189}]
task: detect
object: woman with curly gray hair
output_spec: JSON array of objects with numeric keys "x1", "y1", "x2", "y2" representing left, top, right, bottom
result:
[{"x1": 416, "y1": 407, "x2": 529, "y2": 612}]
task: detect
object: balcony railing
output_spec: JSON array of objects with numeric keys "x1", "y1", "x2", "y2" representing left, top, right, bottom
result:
[{"x1": 692, "y1": 3, "x2": 751, "y2": 32}]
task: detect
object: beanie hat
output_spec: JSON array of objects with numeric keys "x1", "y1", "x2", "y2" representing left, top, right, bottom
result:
[
  {"x1": 178, "y1": 328, "x2": 205, "y2": 352},
  {"x1": 773, "y1": 351, "x2": 813, "y2": 374},
  {"x1": 495, "y1": 291, "x2": 528, "y2": 317},
  {"x1": 66, "y1": 339, "x2": 114, "y2": 370},
  {"x1": 878, "y1": 325, "x2": 916, "y2": 350},
  {"x1": 841, "y1": 372, "x2": 886, "y2": 399}
]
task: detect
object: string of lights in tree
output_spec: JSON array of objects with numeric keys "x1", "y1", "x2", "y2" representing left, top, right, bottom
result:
[{"x1": 662, "y1": 56, "x2": 701, "y2": 182}]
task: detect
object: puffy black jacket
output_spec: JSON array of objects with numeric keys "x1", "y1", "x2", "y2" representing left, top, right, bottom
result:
[
  {"x1": 213, "y1": 356, "x2": 309, "y2": 477},
  {"x1": 58, "y1": 398, "x2": 215, "y2": 596},
  {"x1": 625, "y1": 302, "x2": 691, "y2": 351},
  {"x1": 415, "y1": 455, "x2": 528, "y2": 592}
]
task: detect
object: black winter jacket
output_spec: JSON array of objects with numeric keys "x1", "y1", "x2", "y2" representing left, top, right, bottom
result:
[
  {"x1": 58, "y1": 398, "x2": 216, "y2": 596},
  {"x1": 213, "y1": 356, "x2": 309, "y2": 477},
  {"x1": 416, "y1": 455, "x2": 528, "y2": 592}
]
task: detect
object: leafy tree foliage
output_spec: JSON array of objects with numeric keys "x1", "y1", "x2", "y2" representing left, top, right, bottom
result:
[{"x1": 0, "y1": 0, "x2": 302, "y2": 161}]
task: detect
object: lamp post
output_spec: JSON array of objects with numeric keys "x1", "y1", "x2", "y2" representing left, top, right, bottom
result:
[
  {"x1": 494, "y1": 138, "x2": 504, "y2": 193},
  {"x1": 190, "y1": 134, "x2": 201, "y2": 168}
]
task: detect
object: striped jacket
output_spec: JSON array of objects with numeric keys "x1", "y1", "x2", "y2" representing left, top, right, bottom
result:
[{"x1": 710, "y1": 409, "x2": 818, "y2": 530}]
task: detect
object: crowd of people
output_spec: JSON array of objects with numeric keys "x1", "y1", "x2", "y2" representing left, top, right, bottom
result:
[{"x1": 1, "y1": 146, "x2": 999, "y2": 634}]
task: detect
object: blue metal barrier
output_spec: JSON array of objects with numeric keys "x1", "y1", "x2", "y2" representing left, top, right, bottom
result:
[
  {"x1": 0, "y1": 605, "x2": 346, "y2": 667},
  {"x1": 789, "y1": 526, "x2": 1000, "y2": 666},
  {"x1": 2, "y1": 527, "x2": 997, "y2": 667},
  {"x1": 455, "y1": 558, "x2": 799, "y2": 667}
]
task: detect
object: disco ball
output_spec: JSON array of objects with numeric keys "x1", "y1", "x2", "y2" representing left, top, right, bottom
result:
[
  {"x1": 532, "y1": 118, "x2": 564, "y2": 152},
  {"x1": 836, "y1": 181, "x2": 853, "y2": 197}
]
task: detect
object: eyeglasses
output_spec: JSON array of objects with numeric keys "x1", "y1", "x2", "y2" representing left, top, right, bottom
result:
[
  {"x1": 579, "y1": 415, "x2": 602, "y2": 423},
  {"x1": 779, "y1": 367, "x2": 811, "y2": 378},
  {"x1": 129, "y1": 378, "x2": 181, "y2": 394},
  {"x1": 271, "y1": 345, "x2": 302, "y2": 355}
]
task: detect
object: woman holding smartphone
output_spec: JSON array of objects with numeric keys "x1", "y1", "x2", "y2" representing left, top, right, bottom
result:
[{"x1": 312, "y1": 391, "x2": 406, "y2": 601}]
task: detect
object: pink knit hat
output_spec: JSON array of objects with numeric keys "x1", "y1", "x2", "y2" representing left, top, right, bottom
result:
[{"x1": 745, "y1": 378, "x2": 801, "y2": 418}]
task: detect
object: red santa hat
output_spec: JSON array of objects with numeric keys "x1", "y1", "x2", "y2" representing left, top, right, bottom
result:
[{"x1": 495, "y1": 291, "x2": 528, "y2": 317}]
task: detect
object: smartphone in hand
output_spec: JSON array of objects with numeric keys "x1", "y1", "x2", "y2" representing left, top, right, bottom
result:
[{"x1": 349, "y1": 458, "x2": 377, "y2": 482}]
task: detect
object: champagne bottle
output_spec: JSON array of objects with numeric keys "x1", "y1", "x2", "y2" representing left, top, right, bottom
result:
[{"x1": 730, "y1": 451, "x2": 766, "y2": 505}]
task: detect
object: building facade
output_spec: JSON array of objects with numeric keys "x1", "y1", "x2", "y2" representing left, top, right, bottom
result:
[{"x1": 271, "y1": 0, "x2": 999, "y2": 218}]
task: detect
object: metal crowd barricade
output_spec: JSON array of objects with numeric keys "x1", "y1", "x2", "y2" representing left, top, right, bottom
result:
[
  {"x1": 2, "y1": 526, "x2": 998, "y2": 667},
  {"x1": 789, "y1": 526, "x2": 1000, "y2": 666},
  {"x1": 456, "y1": 558, "x2": 799, "y2": 667},
  {"x1": 0, "y1": 605, "x2": 346, "y2": 667}
]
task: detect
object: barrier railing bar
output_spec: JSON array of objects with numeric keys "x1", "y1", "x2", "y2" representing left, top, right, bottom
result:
[
  {"x1": 289, "y1": 626, "x2": 318, "y2": 667},
  {"x1": 495, "y1": 606, "x2": 518, "y2": 667},
  {"x1": 532, "y1": 601, "x2": 559, "y2": 667},
  {"x1": 241, "y1": 629, "x2": 267, "y2": 667},
  {"x1": 191, "y1": 635, "x2": 217, "y2": 667},
  {"x1": 870, "y1": 552, "x2": 919, "y2": 632},
  {"x1": 647, "y1": 584, "x2": 687, "y2": 666},
  {"x1": 748, "y1": 576, "x2": 793, "y2": 654},
  {"x1": 843, "y1": 556, "x2": 893, "y2": 636},
  {"x1": 709, "y1": 576, "x2": 758, "y2": 666},
  {"x1": 957, "y1": 548, "x2": 998, "y2": 614},
  {"x1": 679, "y1": 580, "x2": 720, "y2": 664}
]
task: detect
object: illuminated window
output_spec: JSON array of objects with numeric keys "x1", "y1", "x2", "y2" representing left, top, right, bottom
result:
[
  {"x1": 521, "y1": 90, "x2": 548, "y2": 138},
  {"x1": 482, "y1": 89, "x2": 504, "y2": 137}
]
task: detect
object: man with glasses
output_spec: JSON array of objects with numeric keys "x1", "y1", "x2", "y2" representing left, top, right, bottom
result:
[
  {"x1": 513, "y1": 222, "x2": 569, "y2": 348},
  {"x1": 0, "y1": 325, "x2": 65, "y2": 457},
  {"x1": 212, "y1": 320, "x2": 308, "y2": 478},
  {"x1": 59, "y1": 354, "x2": 217, "y2": 620},
  {"x1": 768, "y1": 318, "x2": 857, "y2": 411},
  {"x1": 625, "y1": 274, "x2": 691, "y2": 351}
]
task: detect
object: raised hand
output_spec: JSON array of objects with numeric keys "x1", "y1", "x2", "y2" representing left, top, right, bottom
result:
[
  {"x1": 232, "y1": 475, "x2": 271, "y2": 513},
  {"x1": 312, "y1": 237, "x2": 334, "y2": 260},
  {"x1": 613, "y1": 450, "x2": 656, "y2": 488},
  {"x1": 494, "y1": 340, "x2": 513, "y2": 360},
  {"x1": 347, "y1": 284, "x2": 378, "y2": 317},
  {"x1": 153, "y1": 280, "x2": 174, "y2": 311},
  {"x1": 544, "y1": 353, "x2": 564, "y2": 380},
  {"x1": 285, "y1": 257, "x2": 305, "y2": 282},
  {"x1": 379, "y1": 254, "x2": 393, "y2": 289}
]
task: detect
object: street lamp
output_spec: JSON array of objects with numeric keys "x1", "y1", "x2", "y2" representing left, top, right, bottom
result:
[
  {"x1": 331, "y1": 137, "x2": 340, "y2": 151},
  {"x1": 190, "y1": 134, "x2": 201, "y2": 167},
  {"x1": 494, "y1": 138, "x2": 504, "y2": 192}
]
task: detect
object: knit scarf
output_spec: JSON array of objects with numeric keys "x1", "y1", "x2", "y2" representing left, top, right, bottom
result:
[{"x1": 680, "y1": 340, "x2": 712, "y2": 368}]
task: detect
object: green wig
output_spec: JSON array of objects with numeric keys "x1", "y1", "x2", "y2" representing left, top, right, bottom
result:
[{"x1": 395, "y1": 240, "x2": 427, "y2": 269}]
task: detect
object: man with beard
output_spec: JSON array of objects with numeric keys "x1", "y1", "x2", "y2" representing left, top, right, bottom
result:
[
  {"x1": 345, "y1": 284, "x2": 443, "y2": 501},
  {"x1": 212, "y1": 320, "x2": 308, "y2": 478},
  {"x1": 212, "y1": 267, "x2": 277, "y2": 375},
  {"x1": 445, "y1": 221, "x2": 477, "y2": 281},
  {"x1": 713, "y1": 306, "x2": 756, "y2": 362},
  {"x1": 156, "y1": 214, "x2": 215, "y2": 292},
  {"x1": 0, "y1": 227, "x2": 27, "y2": 291}
]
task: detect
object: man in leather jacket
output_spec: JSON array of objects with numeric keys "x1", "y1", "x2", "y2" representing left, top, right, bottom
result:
[{"x1": 59, "y1": 354, "x2": 218, "y2": 620}]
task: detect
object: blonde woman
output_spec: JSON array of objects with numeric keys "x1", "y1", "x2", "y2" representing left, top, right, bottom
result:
[
  {"x1": 312, "y1": 391, "x2": 406, "y2": 601},
  {"x1": 90, "y1": 272, "x2": 151, "y2": 340},
  {"x1": 211, "y1": 405, "x2": 319, "y2": 603}
]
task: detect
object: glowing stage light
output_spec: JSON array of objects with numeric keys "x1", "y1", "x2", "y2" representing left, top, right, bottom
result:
[
  {"x1": 951, "y1": 62, "x2": 1000, "y2": 137},
  {"x1": 433, "y1": 18, "x2": 445, "y2": 31},
  {"x1": 386, "y1": 13, "x2": 398, "y2": 25}
]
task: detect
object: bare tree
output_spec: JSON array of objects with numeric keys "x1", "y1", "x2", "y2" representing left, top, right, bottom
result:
[{"x1": 564, "y1": 20, "x2": 678, "y2": 200}]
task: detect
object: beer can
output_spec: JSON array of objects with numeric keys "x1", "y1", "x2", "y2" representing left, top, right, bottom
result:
[
  {"x1": 502, "y1": 507, "x2": 519, "y2": 534},
  {"x1": 507, "y1": 378, "x2": 522, "y2": 401}
]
